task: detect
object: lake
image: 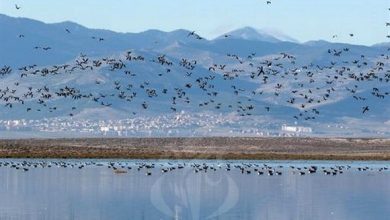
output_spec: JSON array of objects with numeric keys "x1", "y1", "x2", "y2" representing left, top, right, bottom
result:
[{"x1": 0, "y1": 159, "x2": 389, "y2": 220}]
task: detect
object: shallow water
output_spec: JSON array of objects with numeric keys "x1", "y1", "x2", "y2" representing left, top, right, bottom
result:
[{"x1": 0, "y1": 159, "x2": 389, "y2": 220}]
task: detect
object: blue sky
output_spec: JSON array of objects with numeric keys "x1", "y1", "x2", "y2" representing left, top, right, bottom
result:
[{"x1": 1, "y1": 0, "x2": 389, "y2": 45}]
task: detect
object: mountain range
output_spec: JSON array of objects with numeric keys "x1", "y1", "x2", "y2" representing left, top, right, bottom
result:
[{"x1": 0, "y1": 14, "x2": 389, "y2": 137}]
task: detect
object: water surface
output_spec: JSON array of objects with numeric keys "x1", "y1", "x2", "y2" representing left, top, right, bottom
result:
[{"x1": 0, "y1": 159, "x2": 389, "y2": 220}]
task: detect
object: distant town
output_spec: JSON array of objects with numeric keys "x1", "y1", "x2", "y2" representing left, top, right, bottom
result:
[{"x1": 0, "y1": 111, "x2": 351, "y2": 137}]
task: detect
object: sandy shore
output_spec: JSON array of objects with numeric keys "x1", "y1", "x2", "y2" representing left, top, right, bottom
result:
[{"x1": 0, "y1": 137, "x2": 389, "y2": 160}]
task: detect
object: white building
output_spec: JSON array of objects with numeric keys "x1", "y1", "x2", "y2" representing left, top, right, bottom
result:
[{"x1": 281, "y1": 124, "x2": 312, "y2": 133}]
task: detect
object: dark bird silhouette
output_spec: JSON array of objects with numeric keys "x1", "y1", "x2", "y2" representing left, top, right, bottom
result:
[
  {"x1": 362, "y1": 106, "x2": 369, "y2": 114},
  {"x1": 187, "y1": 31, "x2": 203, "y2": 40},
  {"x1": 187, "y1": 31, "x2": 196, "y2": 37}
]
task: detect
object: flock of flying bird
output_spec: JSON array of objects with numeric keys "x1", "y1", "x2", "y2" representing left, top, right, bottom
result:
[
  {"x1": 1, "y1": 3, "x2": 389, "y2": 121},
  {"x1": 0, "y1": 160, "x2": 388, "y2": 176}
]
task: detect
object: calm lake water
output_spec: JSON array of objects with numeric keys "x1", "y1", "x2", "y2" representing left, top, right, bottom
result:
[{"x1": 0, "y1": 159, "x2": 389, "y2": 220}]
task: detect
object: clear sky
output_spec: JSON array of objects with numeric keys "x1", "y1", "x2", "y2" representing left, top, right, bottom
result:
[{"x1": 1, "y1": 0, "x2": 389, "y2": 45}]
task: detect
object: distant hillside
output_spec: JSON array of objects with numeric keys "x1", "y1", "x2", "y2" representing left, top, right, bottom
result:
[{"x1": 0, "y1": 14, "x2": 389, "y2": 137}]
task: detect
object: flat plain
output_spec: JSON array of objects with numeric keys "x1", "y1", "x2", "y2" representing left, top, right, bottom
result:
[{"x1": 0, "y1": 137, "x2": 389, "y2": 160}]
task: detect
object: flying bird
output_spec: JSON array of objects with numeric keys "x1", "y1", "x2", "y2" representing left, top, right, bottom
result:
[
  {"x1": 362, "y1": 106, "x2": 369, "y2": 114},
  {"x1": 187, "y1": 31, "x2": 196, "y2": 37}
]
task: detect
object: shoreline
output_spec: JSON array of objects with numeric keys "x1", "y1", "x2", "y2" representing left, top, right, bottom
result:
[{"x1": 0, "y1": 137, "x2": 389, "y2": 161}]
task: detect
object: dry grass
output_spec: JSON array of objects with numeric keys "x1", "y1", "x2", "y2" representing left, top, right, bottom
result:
[{"x1": 0, "y1": 137, "x2": 389, "y2": 160}]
